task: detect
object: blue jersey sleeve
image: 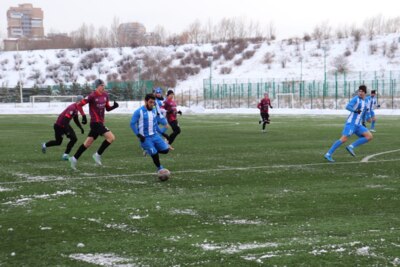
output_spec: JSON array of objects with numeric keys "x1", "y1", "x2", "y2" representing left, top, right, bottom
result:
[
  {"x1": 157, "y1": 115, "x2": 168, "y2": 126},
  {"x1": 346, "y1": 96, "x2": 358, "y2": 113},
  {"x1": 130, "y1": 109, "x2": 140, "y2": 135}
]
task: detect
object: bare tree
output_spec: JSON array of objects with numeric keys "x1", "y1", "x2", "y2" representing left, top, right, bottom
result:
[
  {"x1": 350, "y1": 27, "x2": 363, "y2": 51},
  {"x1": 236, "y1": 17, "x2": 247, "y2": 39},
  {"x1": 217, "y1": 18, "x2": 231, "y2": 41},
  {"x1": 363, "y1": 15, "x2": 385, "y2": 40},
  {"x1": 313, "y1": 21, "x2": 331, "y2": 48},
  {"x1": 312, "y1": 25, "x2": 323, "y2": 48},
  {"x1": 385, "y1": 16, "x2": 400, "y2": 33},
  {"x1": 109, "y1": 16, "x2": 120, "y2": 47},
  {"x1": 203, "y1": 18, "x2": 214, "y2": 43},
  {"x1": 265, "y1": 21, "x2": 276, "y2": 41},
  {"x1": 226, "y1": 18, "x2": 237, "y2": 40},
  {"x1": 96, "y1": 27, "x2": 110, "y2": 47},
  {"x1": 152, "y1": 25, "x2": 167, "y2": 45},
  {"x1": 331, "y1": 55, "x2": 350, "y2": 73},
  {"x1": 186, "y1": 20, "x2": 203, "y2": 44},
  {"x1": 70, "y1": 23, "x2": 90, "y2": 49}
]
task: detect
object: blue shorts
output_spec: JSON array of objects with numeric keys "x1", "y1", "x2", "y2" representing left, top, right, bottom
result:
[
  {"x1": 140, "y1": 134, "x2": 169, "y2": 156},
  {"x1": 365, "y1": 110, "x2": 375, "y2": 121},
  {"x1": 342, "y1": 123, "x2": 368, "y2": 137}
]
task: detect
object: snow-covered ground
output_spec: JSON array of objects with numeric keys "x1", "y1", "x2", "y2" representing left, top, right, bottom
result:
[
  {"x1": 1, "y1": 102, "x2": 400, "y2": 115},
  {"x1": 1, "y1": 33, "x2": 400, "y2": 92}
]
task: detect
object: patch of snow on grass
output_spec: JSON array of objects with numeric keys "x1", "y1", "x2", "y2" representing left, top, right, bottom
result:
[
  {"x1": 0, "y1": 186, "x2": 13, "y2": 192},
  {"x1": 196, "y1": 242, "x2": 278, "y2": 254},
  {"x1": 170, "y1": 208, "x2": 198, "y2": 216},
  {"x1": 3, "y1": 190, "x2": 75, "y2": 205},
  {"x1": 69, "y1": 253, "x2": 138, "y2": 266}
]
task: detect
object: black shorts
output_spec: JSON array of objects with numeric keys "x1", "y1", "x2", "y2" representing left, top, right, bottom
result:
[
  {"x1": 260, "y1": 113, "x2": 269, "y2": 121},
  {"x1": 54, "y1": 124, "x2": 76, "y2": 139},
  {"x1": 168, "y1": 120, "x2": 181, "y2": 132},
  {"x1": 88, "y1": 122, "x2": 110, "y2": 140}
]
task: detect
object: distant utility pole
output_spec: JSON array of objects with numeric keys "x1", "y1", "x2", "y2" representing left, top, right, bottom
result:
[{"x1": 17, "y1": 41, "x2": 23, "y2": 103}]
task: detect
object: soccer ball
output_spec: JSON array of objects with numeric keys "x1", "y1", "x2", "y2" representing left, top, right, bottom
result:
[{"x1": 157, "y1": 168, "x2": 170, "y2": 181}]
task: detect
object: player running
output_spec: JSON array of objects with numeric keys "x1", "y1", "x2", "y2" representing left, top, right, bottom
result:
[
  {"x1": 324, "y1": 85, "x2": 373, "y2": 162},
  {"x1": 364, "y1": 89, "x2": 380, "y2": 132},
  {"x1": 69, "y1": 79, "x2": 119, "y2": 170},
  {"x1": 163, "y1": 89, "x2": 182, "y2": 145},
  {"x1": 153, "y1": 87, "x2": 170, "y2": 142},
  {"x1": 257, "y1": 92, "x2": 273, "y2": 133},
  {"x1": 41, "y1": 95, "x2": 87, "y2": 160},
  {"x1": 130, "y1": 93, "x2": 173, "y2": 172}
]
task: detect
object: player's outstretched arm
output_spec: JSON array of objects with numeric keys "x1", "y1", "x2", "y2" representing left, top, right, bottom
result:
[
  {"x1": 106, "y1": 101, "x2": 119, "y2": 112},
  {"x1": 130, "y1": 110, "x2": 140, "y2": 136},
  {"x1": 73, "y1": 115, "x2": 84, "y2": 134}
]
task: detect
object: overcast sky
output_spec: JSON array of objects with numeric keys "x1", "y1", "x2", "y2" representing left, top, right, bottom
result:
[{"x1": 1, "y1": 0, "x2": 399, "y2": 39}]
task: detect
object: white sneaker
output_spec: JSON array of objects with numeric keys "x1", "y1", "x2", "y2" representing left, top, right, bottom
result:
[
  {"x1": 370, "y1": 129, "x2": 376, "y2": 132},
  {"x1": 92, "y1": 153, "x2": 102, "y2": 166},
  {"x1": 61, "y1": 154, "x2": 69, "y2": 160},
  {"x1": 261, "y1": 129, "x2": 266, "y2": 133},
  {"x1": 41, "y1": 143, "x2": 46, "y2": 153},
  {"x1": 69, "y1": 157, "x2": 77, "y2": 170}
]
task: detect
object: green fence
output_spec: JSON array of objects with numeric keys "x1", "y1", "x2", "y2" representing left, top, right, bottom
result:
[
  {"x1": 0, "y1": 80, "x2": 154, "y2": 103},
  {"x1": 202, "y1": 73, "x2": 400, "y2": 109}
]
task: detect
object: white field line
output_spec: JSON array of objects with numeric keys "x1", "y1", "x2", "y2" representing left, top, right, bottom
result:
[
  {"x1": 1, "y1": 158, "x2": 400, "y2": 185},
  {"x1": 361, "y1": 149, "x2": 400, "y2": 163}
]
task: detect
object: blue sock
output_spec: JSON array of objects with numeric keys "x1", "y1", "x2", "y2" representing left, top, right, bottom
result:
[
  {"x1": 327, "y1": 140, "x2": 343, "y2": 155},
  {"x1": 370, "y1": 121, "x2": 375, "y2": 129},
  {"x1": 351, "y1": 137, "x2": 368, "y2": 148}
]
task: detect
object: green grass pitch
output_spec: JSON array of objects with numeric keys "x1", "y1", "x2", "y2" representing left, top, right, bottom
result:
[{"x1": 0, "y1": 114, "x2": 399, "y2": 266}]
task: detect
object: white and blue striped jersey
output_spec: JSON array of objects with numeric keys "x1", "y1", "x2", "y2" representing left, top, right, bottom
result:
[
  {"x1": 345, "y1": 95, "x2": 367, "y2": 125},
  {"x1": 130, "y1": 105, "x2": 167, "y2": 137},
  {"x1": 155, "y1": 97, "x2": 167, "y2": 123},
  {"x1": 365, "y1": 95, "x2": 377, "y2": 111}
]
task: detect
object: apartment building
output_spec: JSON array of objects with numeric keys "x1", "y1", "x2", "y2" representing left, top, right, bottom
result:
[{"x1": 7, "y1": 3, "x2": 44, "y2": 38}]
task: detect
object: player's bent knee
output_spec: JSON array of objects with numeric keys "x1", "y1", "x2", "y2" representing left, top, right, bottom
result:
[
  {"x1": 105, "y1": 132, "x2": 115, "y2": 143},
  {"x1": 84, "y1": 137, "x2": 94, "y2": 147},
  {"x1": 159, "y1": 149, "x2": 169, "y2": 154}
]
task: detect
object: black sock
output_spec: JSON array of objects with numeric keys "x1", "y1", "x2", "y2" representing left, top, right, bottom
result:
[
  {"x1": 65, "y1": 139, "x2": 77, "y2": 154},
  {"x1": 151, "y1": 153, "x2": 161, "y2": 168},
  {"x1": 74, "y1": 144, "x2": 87, "y2": 159},
  {"x1": 161, "y1": 133, "x2": 170, "y2": 141},
  {"x1": 97, "y1": 140, "x2": 111, "y2": 155},
  {"x1": 45, "y1": 140, "x2": 59, "y2": 147},
  {"x1": 263, "y1": 123, "x2": 266, "y2": 130}
]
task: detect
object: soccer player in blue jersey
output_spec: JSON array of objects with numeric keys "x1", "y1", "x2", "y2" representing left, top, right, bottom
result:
[
  {"x1": 130, "y1": 94, "x2": 172, "y2": 171},
  {"x1": 364, "y1": 90, "x2": 380, "y2": 132},
  {"x1": 324, "y1": 85, "x2": 373, "y2": 162},
  {"x1": 153, "y1": 87, "x2": 170, "y2": 142}
]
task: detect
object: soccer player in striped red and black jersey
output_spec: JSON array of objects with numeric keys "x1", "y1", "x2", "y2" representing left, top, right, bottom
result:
[
  {"x1": 42, "y1": 95, "x2": 86, "y2": 160},
  {"x1": 257, "y1": 93, "x2": 273, "y2": 133},
  {"x1": 69, "y1": 79, "x2": 119, "y2": 170},
  {"x1": 163, "y1": 89, "x2": 182, "y2": 145}
]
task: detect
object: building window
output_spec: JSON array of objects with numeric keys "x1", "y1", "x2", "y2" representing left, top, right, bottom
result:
[
  {"x1": 31, "y1": 19, "x2": 42, "y2": 28},
  {"x1": 10, "y1": 12, "x2": 23, "y2": 19},
  {"x1": 11, "y1": 28, "x2": 23, "y2": 36}
]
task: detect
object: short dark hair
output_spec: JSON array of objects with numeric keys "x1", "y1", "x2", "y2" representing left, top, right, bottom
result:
[
  {"x1": 167, "y1": 89, "x2": 174, "y2": 96},
  {"x1": 371, "y1": 90, "x2": 376, "y2": 94},
  {"x1": 145, "y1": 93, "x2": 155, "y2": 101},
  {"x1": 359, "y1": 85, "x2": 367, "y2": 94}
]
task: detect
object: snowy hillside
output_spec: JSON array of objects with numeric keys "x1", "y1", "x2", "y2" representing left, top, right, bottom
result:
[{"x1": 0, "y1": 33, "x2": 399, "y2": 92}]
